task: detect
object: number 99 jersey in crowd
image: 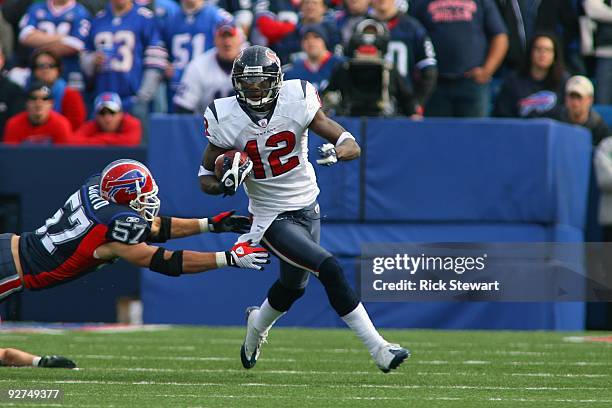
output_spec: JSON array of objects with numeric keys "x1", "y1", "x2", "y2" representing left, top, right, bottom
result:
[
  {"x1": 17, "y1": 164, "x2": 155, "y2": 290},
  {"x1": 204, "y1": 78, "x2": 322, "y2": 216}
]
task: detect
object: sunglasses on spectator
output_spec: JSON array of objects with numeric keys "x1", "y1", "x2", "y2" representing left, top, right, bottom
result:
[
  {"x1": 34, "y1": 63, "x2": 59, "y2": 69},
  {"x1": 27, "y1": 94, "x2": 52, "y2": 101},
  {"x1": 97, "y1": 108, "x2": 119, "y2": 116}
]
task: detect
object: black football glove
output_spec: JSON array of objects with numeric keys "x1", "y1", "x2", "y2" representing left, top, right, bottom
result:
[
  {"x1": 316, "y1": 143, "x2": 338, "y2": 166},
  {"x1": 38, "y1": 355, "x2": 77, "y2": 369},
  {"x1": 219, "y1": 152, "x2": 253, "y2": 196},
  {"x1": 208, "y1": 210, "x2": 251, "y2": 233}
]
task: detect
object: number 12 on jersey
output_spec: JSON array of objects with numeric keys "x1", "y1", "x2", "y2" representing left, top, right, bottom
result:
[{"x1": 244, "y1": 131, "x2": 300, "y2": 179}]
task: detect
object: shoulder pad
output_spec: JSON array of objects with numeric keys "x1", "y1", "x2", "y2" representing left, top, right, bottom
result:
[
  {"x1": 106, "y1": 213, "x2": 150, "y2": 244},
  {"x1": 137, "y1": 7, "x2": 154, "y2": 18}
]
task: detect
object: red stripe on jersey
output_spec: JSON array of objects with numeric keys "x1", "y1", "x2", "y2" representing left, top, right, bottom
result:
[
  {"x1": 23, "y1": 224, "x2": 109, "y2": 289},
  {"x1": 0, "y1": 275, "x2": 23, "y2": 297}
]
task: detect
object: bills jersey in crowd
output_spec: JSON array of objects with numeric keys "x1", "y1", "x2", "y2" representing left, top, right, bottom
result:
[
  {"x1": 162, "y1": 4, "x2": 232, "y2": 108},
  {"x1": 173, "y1": 48, "x2": 236, "y2": 114},
  {"x1": 377, "y1": 13, "x2": 436, "y2": 85},
  {"x1": 19, "y1": 0, "x2": 91, "y2": 90},
  {"x1": 18, "y1": 175, "x2": 150, "y2": 290},
  {"x1": 85, "y1": 4, "x2": 167, "y2": 104},
  {"x1": 204, "y1": 79, "x2": 321, "y2": 215},
  {"x1": 283, "y1": 53, "x2": 344, "y2": 91}
]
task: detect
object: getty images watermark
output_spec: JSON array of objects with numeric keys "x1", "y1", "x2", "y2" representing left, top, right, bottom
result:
[
  {"x1": 360, "y1": 243, "x2": 612, "y2": 302},
  {"x1": 371, "y1": 252, "x2": 499, "y2": 292}
]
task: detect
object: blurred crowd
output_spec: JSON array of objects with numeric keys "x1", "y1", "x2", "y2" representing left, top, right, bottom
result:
[{"x1": 0, "y1": 0, "x2": 611, "y2": 146}]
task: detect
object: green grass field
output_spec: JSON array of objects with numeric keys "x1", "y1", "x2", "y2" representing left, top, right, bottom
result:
[{"x1": 1, "y1": 326, "x2": 612, "y2": 407}]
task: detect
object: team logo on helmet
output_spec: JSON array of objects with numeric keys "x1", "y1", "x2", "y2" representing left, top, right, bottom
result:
[
  {"x1": 103, "y1": 169, "x2": 146, "y2": 200},
  {"x1": 265, "y1": 49, "x2": 280, "y2": 66}
]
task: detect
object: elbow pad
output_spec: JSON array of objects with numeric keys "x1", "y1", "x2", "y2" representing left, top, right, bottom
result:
[{"x1": 150, "y1": 247, "x2": 183, "y2": 276}]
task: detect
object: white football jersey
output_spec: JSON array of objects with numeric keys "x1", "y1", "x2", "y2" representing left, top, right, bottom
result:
[
  {"x1": 173, "y1": 48, "x2": 235, "y2": 114},
  {"x1": 205, "y1": 79, "x2": 322, "y2": 216}
]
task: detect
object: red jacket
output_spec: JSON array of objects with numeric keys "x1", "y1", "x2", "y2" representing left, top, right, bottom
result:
[
  {"x1": 72, "y1": 113, "x2": 141, "y2": 146},
  {"x1": 61, "y1": 87, "x2": 87, "y2": 131},
  {"x1": 3, "y1": 111, "x2": 74, "y2": 144}
]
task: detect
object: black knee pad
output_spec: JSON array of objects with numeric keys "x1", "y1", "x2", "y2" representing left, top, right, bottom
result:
[
  {"x1": 318, "y1": 257, "x2": 360, "y2": 316},
  {"x1": 267, "y1": 279, "x2": 305, "y2": 312}
]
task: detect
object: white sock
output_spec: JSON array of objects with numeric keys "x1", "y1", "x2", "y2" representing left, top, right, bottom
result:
[
  {"x1": 253, "y1": 298, "x2": 285, "y2": 334},
  {"x1": 32, "y1": 356, "x2": 41, "y2": 367},
  {"x1": 341, "y1": 303, "x2": 386, "y2": 356}
]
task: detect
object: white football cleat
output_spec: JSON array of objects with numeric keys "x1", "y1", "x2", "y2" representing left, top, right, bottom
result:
[
  {"x1": 240, "y1": 306, "x2": 268, "y2": 369},
  {"x1": 373, "y1": 343, "x2": 410, "y2": 373}
]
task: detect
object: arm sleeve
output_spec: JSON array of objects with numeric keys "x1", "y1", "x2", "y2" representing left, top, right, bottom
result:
[
  {"x1": 2, "y1": 117, "x2": 22, "y2": 144},
  {"x1": 585, "y1": 0, "x2": 612, "y2": 23},
  {"x1": 142, "y1": 15, "x2": 168, "y2": 71},
  {"x1": 63, "y1": 13, "x2": 91, "y2": 51},
  {"x1": 483, "y1": 0, "x2": 509, "y2": 38},
  {"x1": 17, "y1": 6, "x2": 37, "y2": 42},
  {"x1": 53, "y1": 116, "x2": 75, "y2": 145},
  {"x1": 392, "y1": 68, "x2": 417, "y2": 116},
  {"x1": 256, "y1": 15, "x2": 296, "y2": 45},
  {"x1": 136, "y1": 69, "x2": 163, "y2": 102},
  {"x1": 61, "y1": 89, "x2": 87, "y2": 131},
  {"x1": 204, "y1": 106, "x2": 233, "y2": 149},
  {"x1": 172, "y1": 61, "x2": 202, "y2": 112}
]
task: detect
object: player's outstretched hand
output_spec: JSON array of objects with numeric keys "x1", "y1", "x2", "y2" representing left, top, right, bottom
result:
[
  {"x1": 208, "y1": 210, "x2": 251, "y2": 233},
  {"x1": 220, "y1": 152, "x2": 253, "y2": 196},
  {"x1": 316, "y1": 143, "x2": 338, "y2": 166},
  {"x1": 225, "y1": 241, "x2": 270, "y2": 270},
  {"x1": 38, "y1": 355, "x2": 77, "y2": 369}
]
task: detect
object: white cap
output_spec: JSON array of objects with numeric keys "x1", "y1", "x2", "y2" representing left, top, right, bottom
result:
[{"x1": 566, "y1": 75, "x2": 594, "y2": 97}]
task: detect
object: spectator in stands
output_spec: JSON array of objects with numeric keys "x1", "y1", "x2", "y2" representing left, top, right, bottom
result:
[
  {"x1": 0, "y1": 47, "x2": 26, "y2": 138},
  {"x1": 161, "y1": 0, "x2": 233, "y2": 112},
  {"x1": 18, "y1": 0, "x2": 91, "y2": 91},
  {"x1": 0, "y1": 10, "x2": 14, "y2": 60},
  {"x1": 30, "y1": 50, "x2": 86, "y2": 131},
  {"x1": 535, "y1": 0, "x2": 585, "y2": 75},
  {"x1": 174, "y1": 22, "x2": 246, "y2": 114},
  {"x1": 335, "y1": 0, "x2": 370, "y2": 47},
  {"x1": 494, "y1": 0, "x2": 538, "y2": 71},
  {"x1": 324, "y1": 19, "x2": 416, "y2": 116},
  {"x1": 216, "y1": 0, "x2": 254, "y2": 36},
  {"x1": 273, "y1": 0, "x2": 341, "y2": 63},
  {"x1": 410, "y1": 0, "x2": 508, "y2": 117},
  {"x1": 72, "y1": 92, "x2": 141, "y2": 146},
  {"x1": 494, "y1": 33, "x2": 568, "y2": 118},
  {"x1": 584, "y1": 0, "x2": 612, "y2": 104},
  {"x1": 81, "y1": 0, "x2": 167, "y2": 114},
  {"x1": 370, "y1": 0, "x2": 437, "y2": 114},
  {"x1": 3, "y1": 81, "x2": 74, "y2": 144},
  {"x1": 552, "y1": 76, "x2": 610, "y2": 146},
  {"x1": 283, "y1": 24, "x2": 345, "y2": 91}
]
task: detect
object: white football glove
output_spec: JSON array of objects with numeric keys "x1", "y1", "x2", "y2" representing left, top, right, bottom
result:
[
  {"x1": 225, "y1": 241, "x2": 270, "y2": 270},
  {"x1": 316, "y1": 143, "x2": 338, "y2": 166},
  {"x1": 220, "y1": 152, "x2": 253, "y2": 196}
]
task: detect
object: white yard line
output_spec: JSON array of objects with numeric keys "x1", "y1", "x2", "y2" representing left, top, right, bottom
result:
[{"x1": 0, "y1": 379, "x2": 606, "y2": 391}]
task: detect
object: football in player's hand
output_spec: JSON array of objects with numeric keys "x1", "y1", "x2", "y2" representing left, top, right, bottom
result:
[{"x1": 215, "y1": 150, "x2": 252, "y2": 180}]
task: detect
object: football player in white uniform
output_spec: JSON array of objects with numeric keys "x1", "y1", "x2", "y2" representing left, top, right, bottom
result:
[{"x1": 198, "y1": 45, "x2": 409, "y2": 373}]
